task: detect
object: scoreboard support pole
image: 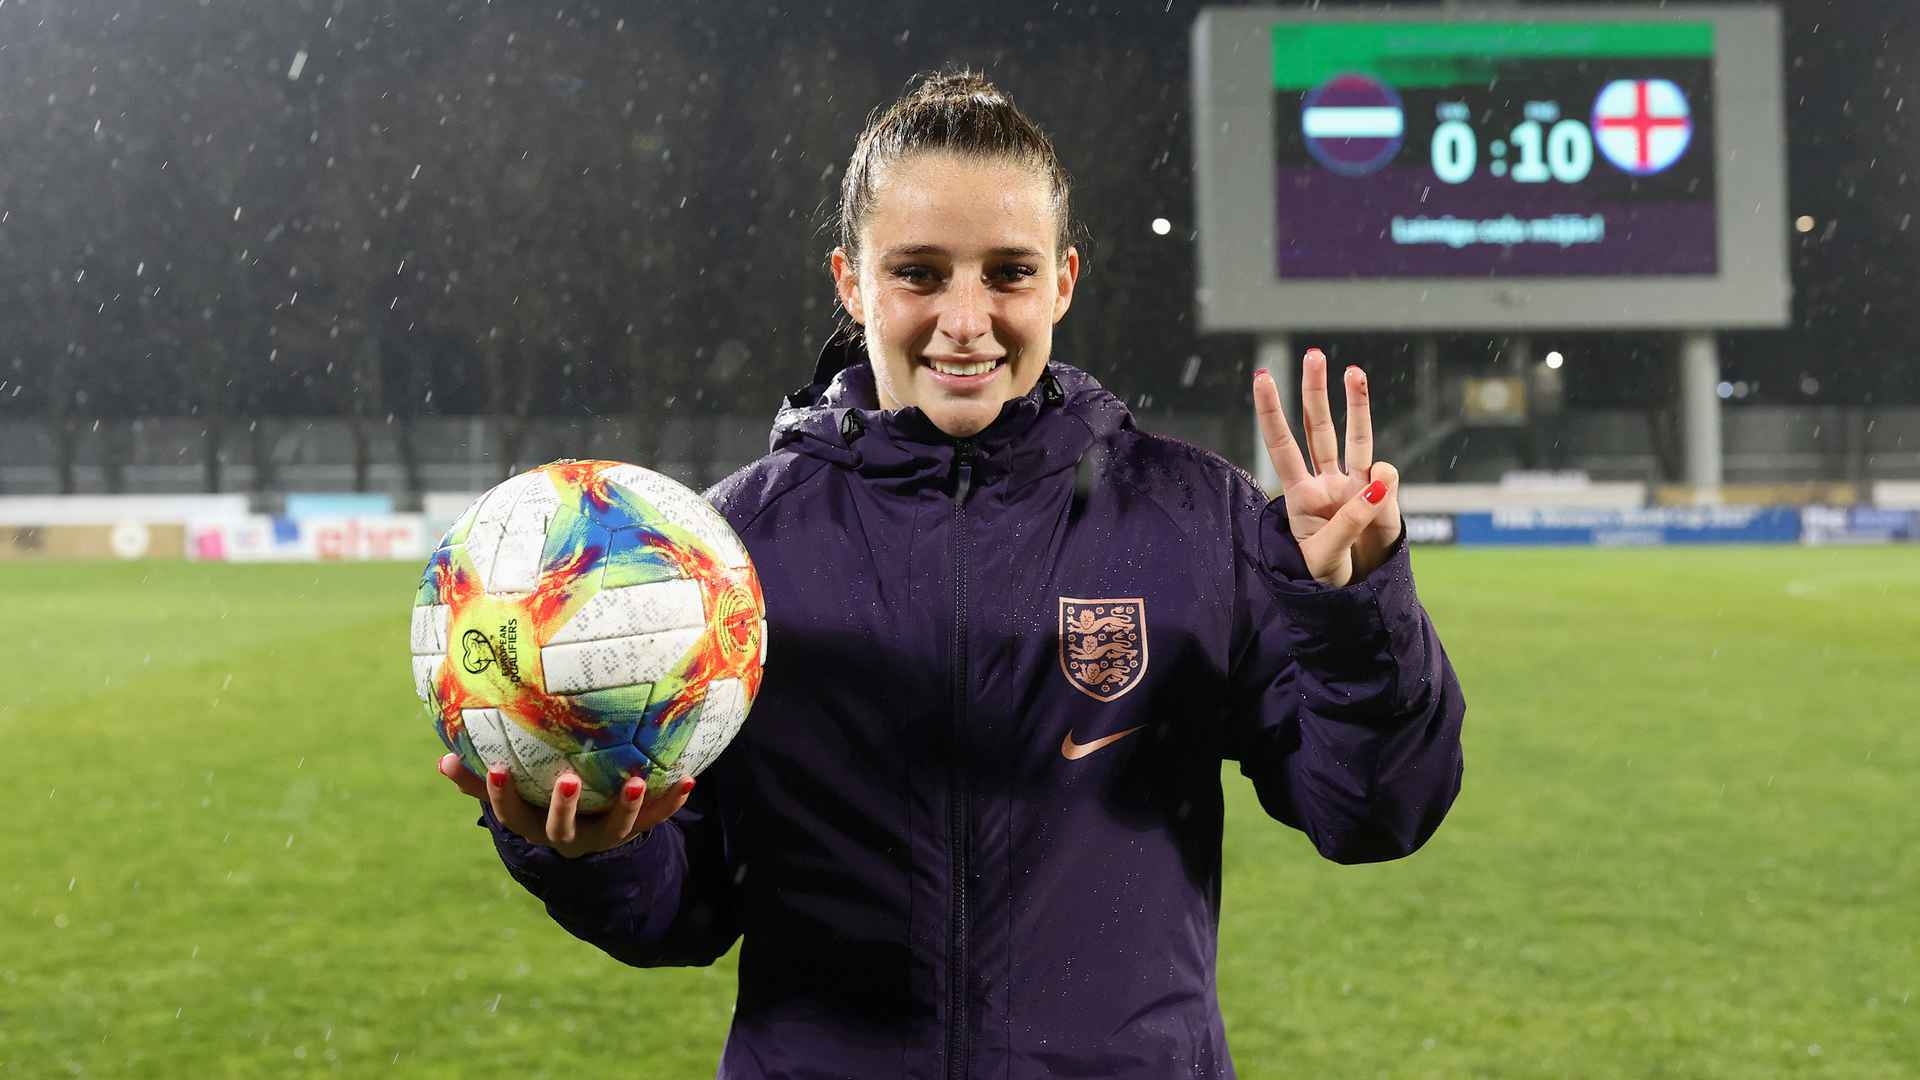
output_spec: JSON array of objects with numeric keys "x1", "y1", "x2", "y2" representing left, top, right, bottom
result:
[
  {"x1": 1678, "y1": 331, "x2": 1725, "y2": 493},
  {"x1": 1411, "y1": 338, "x2": 1445, "y2": 482},
  {"x1": 1252, "y1": 334, "x2": 1294, "y2": 493},
  {"x1": 1503, "y1": 335, "x2": 1532, "y2": 376},
  {"x1": 1505, "y1": 335, "x2": 1535, "y2": 469},
  {"x1": 1414, "y1": 337, "x2": 1443, "y2": 446}
]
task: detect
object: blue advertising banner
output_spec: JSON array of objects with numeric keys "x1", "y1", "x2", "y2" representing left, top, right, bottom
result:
[
  {"x1": 1453, "y1": 506, "x2": 1803, "y2": 546},
  {"x1": 1801, "y1": 506, "x2": 1920, "y2": 545},
  {"x1": 1403, "y1": 513, "x2": 1458, "y2": 545}
]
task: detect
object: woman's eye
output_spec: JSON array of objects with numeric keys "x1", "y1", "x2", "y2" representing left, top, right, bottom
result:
[
  {"x1": 891, "y1": 266, "x2": 936, "y2": 284},
  {"x1": 992, "y1": 265, "x2": 1037, "y2": 284}
]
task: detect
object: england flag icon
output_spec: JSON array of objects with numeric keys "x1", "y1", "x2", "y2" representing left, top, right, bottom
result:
[{"x1": 1592, "y1": 78, "x2": 1694, "y2": 176}]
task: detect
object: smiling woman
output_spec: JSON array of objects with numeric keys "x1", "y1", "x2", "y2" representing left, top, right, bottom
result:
[
  {"x1": 449, "y1": 69, "x2": 1466, "y2": 1080},
  {"x1": 831, "y1": 150, "x2": 1079, "y2": 437},
  {"x1": 828, "y1": 72, "x2": 1081, "y2": 438}
]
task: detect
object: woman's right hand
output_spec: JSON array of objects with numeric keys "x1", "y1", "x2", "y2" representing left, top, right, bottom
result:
[{"x1": 438, "y1": 753, "x2": 696, "y2": 859}]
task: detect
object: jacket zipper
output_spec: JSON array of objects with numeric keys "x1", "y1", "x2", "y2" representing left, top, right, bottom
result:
[{"x1": 946, "y1": 438, "x2": 976, "y2": 1080}]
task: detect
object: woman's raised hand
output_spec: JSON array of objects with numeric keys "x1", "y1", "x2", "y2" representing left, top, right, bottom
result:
[
  {"x1": 1251, "y1": 348, "x2": 1404, "y2": 588},
  {"x1": 438, "y1": 753, "x2": 695, "y2": 860}
]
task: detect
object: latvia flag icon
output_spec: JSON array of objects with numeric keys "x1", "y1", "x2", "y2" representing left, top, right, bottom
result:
[
  {"x1": 1301, "y1": 74, "x2": 1405, "y2": 177},
  {"x1": 1593, "y1": 78, "x2": 1694, "y2": 176}
]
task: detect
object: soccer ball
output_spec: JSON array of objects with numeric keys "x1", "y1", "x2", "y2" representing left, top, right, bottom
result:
[{"x1": 409, "y1": 460, "x2": 765, "y2": 810}]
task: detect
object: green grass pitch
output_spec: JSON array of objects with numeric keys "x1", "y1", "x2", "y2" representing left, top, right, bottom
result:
[{"x1": 3, "y1": 548, "x2": 1915, "y2": 1077}]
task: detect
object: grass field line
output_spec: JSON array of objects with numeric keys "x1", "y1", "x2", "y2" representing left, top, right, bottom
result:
[
  {"x1": 1779, "y1": 562, "x2": 1920, "y2": 598},
  {"x1": 5, "y1": 554, "x2": 1919, "y2": 1077},
  {"x1": 9, "y1": 610, "x2": 407, "y2": 723}
]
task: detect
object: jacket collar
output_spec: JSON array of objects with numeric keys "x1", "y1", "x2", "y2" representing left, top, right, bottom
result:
[{"x1": 771, "y1": 338, "x2": 1132, "y2": 498}]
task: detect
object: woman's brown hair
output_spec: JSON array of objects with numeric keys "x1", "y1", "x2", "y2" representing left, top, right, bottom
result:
[{"x1": 836, "y1": 69, "x2": 1075, "y2": 262}]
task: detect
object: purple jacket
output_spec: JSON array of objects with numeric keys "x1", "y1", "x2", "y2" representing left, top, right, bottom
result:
[{"x1": 485, "y1": 355, "x2": 1466, "y2": 1079}]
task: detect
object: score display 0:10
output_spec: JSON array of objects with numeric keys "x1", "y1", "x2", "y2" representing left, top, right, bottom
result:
[{"x1": 1430, "y1": 100, "x2": 1594, "y2": 185}]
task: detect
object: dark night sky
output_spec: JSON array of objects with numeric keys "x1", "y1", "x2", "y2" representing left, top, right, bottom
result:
[{"x1": 0, "y1": 0, "x2": 1912, "y2": 434}]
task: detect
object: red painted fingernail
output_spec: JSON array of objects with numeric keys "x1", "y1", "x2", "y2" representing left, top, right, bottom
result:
[
  {"x1": 487, "y1": 765, "x2": 508, "y2": 789},
  {"x1": 557, "y1": 775, "x2": 581, "y2": 799},
  {"x1": 1253, "y1": 367, "x2": 1269, "y2": 380},
  {"x1": 1364, "y1": 480, "x2": 1387, "y2": 505},
  {"x1": 680, "y1": 778, "x2": 696, "y2": 796},
  {"x1": 623, "y1": 778, "x2": 645, "y2": 803}
]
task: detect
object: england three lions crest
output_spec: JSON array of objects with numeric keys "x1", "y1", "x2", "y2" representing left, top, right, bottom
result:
[{"x1": 1058, "y1": 597, "x2": 1148, "y2": 702}]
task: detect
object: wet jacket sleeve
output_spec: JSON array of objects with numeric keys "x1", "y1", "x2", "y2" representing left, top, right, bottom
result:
[
  {"x1": 478, "y1": 781, "x2": 740, "y2": 967},
  {"x1": 1223, "y1": 493, "x2": 1466, "y2": 864}
]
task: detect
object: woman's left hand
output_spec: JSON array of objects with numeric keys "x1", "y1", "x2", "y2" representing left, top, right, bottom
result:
[{"x1": 1251, "y1": 348, "x2": 1404, "y2": 588}]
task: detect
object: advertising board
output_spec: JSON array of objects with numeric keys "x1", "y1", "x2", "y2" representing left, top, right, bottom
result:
[
  {"x1": 1452, "y1": 506, "x2": 1801, "y2": 546},
  {"x1": 1801, "y1": 507, "x2": 1920, "y2": 546},
  {"x1": 186, "y1": 515, "x2": 430, "y2": 562},
  {"x1": 1403, "y1": 513, "x2": 1459, "y2": 545},
  {"x1": 0, "y1": 523, "x2": 187, "y2": 560}
]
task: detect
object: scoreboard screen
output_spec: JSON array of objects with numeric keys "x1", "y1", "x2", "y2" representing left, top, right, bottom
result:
[
  {"x1": 1273, "y1": 22, "x2": 1718, "y2": 280},
  {"x1": 1189, "y1": 7, "x2": 1790, "y2": 332}
]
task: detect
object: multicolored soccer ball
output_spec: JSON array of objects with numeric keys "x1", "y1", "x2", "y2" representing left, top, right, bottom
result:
[{"x1": 409, "y1": 460, "x2": 765, "y2": 810}]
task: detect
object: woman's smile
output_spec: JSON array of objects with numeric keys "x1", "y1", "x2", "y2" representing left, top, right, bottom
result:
[{"x1": 921, "y1": 353, "x2": 1007, "y2": 391}]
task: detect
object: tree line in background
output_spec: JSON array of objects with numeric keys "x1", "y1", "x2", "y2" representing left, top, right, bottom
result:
[
  {"x1": 1, "y1": 0, "x2": 1914, "y2": 493},
  {"x1": 1, "y1": 1, "x2": 1211, "y2": 491}
]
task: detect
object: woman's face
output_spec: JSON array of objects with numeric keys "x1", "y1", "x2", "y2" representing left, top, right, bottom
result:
[{"x1": 832, "y1": 152, "x2": 1080, "y2": 438}]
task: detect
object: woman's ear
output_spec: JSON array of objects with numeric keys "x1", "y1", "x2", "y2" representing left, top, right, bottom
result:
[
  {"x1": 1052, "y1": 245, "x2": 1081, "y2": 324},
  {"x1": 830, "y1": 247, "x2": 866, "y2": 325}
]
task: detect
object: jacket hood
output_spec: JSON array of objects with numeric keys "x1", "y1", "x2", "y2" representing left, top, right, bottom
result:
[{"x1": 770, "y1": 333, "x2": 1134, "y2": 496}]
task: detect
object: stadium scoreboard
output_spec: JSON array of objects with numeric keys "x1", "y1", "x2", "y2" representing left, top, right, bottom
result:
[
  {"x1": 1280, "y1": 22, "x2": 1718, "y2": 279},
  {"x1": 1192, "y1": 6, "x2": 1790, "y2": 331}
]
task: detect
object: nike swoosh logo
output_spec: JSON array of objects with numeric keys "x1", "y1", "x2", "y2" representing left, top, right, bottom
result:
[{"x1": 1060, "y1": 724, "x2": 1146, "y2": 761}]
